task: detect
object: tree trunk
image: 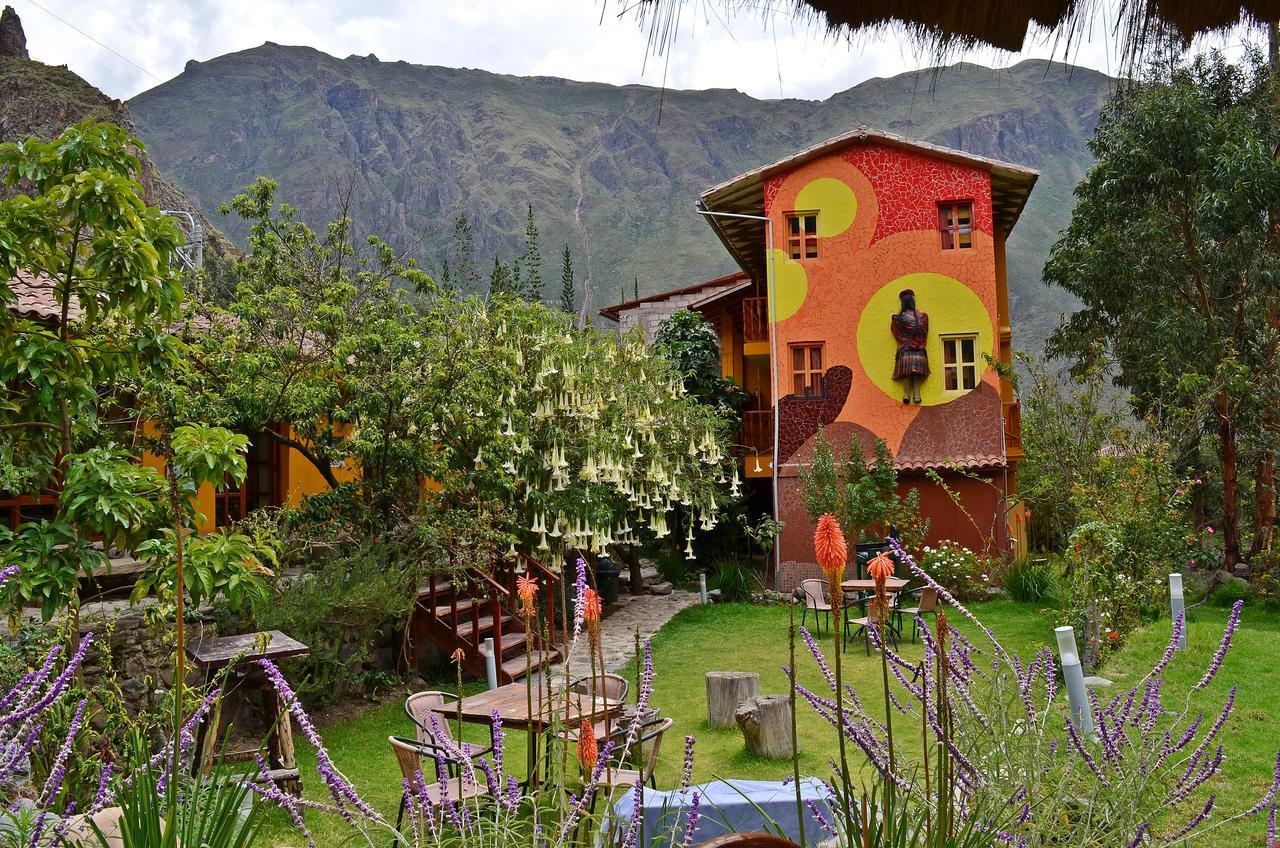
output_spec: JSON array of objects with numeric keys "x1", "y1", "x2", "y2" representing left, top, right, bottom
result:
[
  {"x1": 735, "y1": 695, "x2": 795, "y2": 759},
  {"x1": 1216, "y1": 394, "x2": 1241, "y2": 571},
  {"x1": 615, "y1": 545, "x2": 645, "y2": 596},
  {"x1": 706, "y1": 672, "x2": 760, "y2": 728},
  {"x1": 1253, "y1": 453, "x2": 1276, "y2": 558}
]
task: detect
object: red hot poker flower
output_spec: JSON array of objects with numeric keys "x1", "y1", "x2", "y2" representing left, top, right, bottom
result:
[
  {"x1": 517, "y1": 574, "x2": 539, "y2": 618},
  {"x1": 577, "y1": 724, "x2": 599, "y2": 769}
]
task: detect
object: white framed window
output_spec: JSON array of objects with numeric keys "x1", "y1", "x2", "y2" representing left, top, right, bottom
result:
[{"x1": 941, "y1": 335, "x2": 979, "y2": 392}]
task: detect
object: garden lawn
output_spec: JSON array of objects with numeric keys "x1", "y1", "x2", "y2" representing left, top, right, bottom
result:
[{"x1": 257, "y1": 600, "x2": 1280, "y2": 847}]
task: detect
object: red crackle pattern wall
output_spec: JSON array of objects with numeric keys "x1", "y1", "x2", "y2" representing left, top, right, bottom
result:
[{"x1": 840, "y1": 147, "x2": 993, "y2": 246}]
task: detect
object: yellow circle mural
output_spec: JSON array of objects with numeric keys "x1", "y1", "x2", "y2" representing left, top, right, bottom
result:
[
  {"x1": 855, "y1": 273, "x2": 994, "y2": 407},
  {"x1": 770, "y1": 249, "x2": 808, "y2": 321},
  {"x1": 794, "y1": 177, "x2": 857, "y2": 238}
]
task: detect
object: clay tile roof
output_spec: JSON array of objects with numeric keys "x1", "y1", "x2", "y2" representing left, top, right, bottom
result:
[
  {"x1": 599, "y1": 269, "x2": 750, "y2": 322},
  {"x1": 7, "y1": 270, "x2": 80, "y2": 323}
]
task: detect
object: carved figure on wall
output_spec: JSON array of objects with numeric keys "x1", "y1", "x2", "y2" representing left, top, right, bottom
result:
[{"x1": 891, "y1": 289, "x2": 929, "y2": 404}]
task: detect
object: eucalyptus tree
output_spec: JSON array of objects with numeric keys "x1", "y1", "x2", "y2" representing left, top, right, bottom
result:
[{"x1": 1045, "y1": 52, "x2": 1280, "y2": 568}]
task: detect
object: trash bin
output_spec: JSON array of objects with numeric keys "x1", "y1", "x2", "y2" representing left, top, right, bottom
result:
[
  {"x1": 596, "y1": 555, "x2": 620, "y2": 605},
  {"x1": 855, "y1": 540, "x2": 904, "y2": 579}
]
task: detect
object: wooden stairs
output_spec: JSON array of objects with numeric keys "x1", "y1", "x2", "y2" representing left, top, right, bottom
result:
[{"x1": 410, "y1": 552, "x2": 563, "y2": 684}]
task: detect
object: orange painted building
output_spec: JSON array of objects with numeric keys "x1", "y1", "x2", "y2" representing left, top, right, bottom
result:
[
  {"x1": 607, "y1": 126, "x2": 1037, "y2": 588},
  {"x1": 3, "y1": 272, "x2": 345, "y2": 534}
]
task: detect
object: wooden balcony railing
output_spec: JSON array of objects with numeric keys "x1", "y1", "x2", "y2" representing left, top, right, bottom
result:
[
  {"x1": 742, "y1": 409, "x2": 774, "y2": 453},
  {"x1": 743, "y1": 297, "x2": 768, "y2": 344},
  {"x1": 1003, "y1": 400, "x2": 1023, "y2": 456}
]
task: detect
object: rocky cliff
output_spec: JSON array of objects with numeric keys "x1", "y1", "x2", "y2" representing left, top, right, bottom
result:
[
  {"x1": 0, "y1": 6, "x2": 233, "y2": 258},
  {"x1": 127, "y1": 45, "x2": 1105, "y2": 350}
]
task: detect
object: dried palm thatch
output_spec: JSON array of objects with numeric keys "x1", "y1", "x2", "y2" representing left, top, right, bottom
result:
[{"x1": 622, "y1": 0, "x2": 1279, "y2": 70}]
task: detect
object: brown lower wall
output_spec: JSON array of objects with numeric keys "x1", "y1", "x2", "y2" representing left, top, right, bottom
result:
[{"x1": 775, "y1": 466, "x2": 1011, "y2": 590}]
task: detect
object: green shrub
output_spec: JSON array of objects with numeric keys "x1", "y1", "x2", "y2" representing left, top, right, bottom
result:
[
  {"x1": 1002, "y1": 558, "x2": 1062, "y2": 603},
  {"x1": 1210, "y1": 576, "x2": 1252, "y2": 607},
  {"x1": 254, "y1": 541, "x2": 419, "y2": 707},
  {"x1": 920, "y1": 540, "x2": 995, "y2": 602},
  {"x1": 654, "y1": 547, "x2": 690, "y2": 587},
  {"x1": 706, "y1": 556, "x2": 762, "y2": 602}
]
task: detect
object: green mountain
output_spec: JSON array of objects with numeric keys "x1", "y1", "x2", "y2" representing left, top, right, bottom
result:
[
  {"x1": 0, "y1": 6, "x2": 234, "y2": 258},
  {"x1": 127, "y1": 44, "x2": 1112, "y2": 350}
]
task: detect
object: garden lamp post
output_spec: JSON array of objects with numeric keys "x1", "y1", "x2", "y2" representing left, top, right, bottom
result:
[
  {"x1": 1169, "y1": 573, "x2": 1187, "y2": 650},
  {"x1": 1055, "y1": 625, "x2": 1095, "y2": 738},
  {"x1": 481, "y1": 637, "x2": 498, "y2": 690}
]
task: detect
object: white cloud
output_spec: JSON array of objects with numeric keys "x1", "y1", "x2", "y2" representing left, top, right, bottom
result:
[{"x1": 9, "y1": 0, "x2": 1269, "y2": 102}]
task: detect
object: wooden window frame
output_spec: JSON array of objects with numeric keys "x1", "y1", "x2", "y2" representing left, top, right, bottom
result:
[
  {"x1": 938, "y1": 201, "x2": 975, "y2": 251},
  {"x1": 215, "y1": 431, "x2": 284, "y2": 527},
  {"x1": 785, "y1": 211, "x2": 820, "y2": 260},
  {"x1": 789, "y1": 342, "x2": 825, "y2": 398},
  {"x1": 0, "y1": 491, "x2": 60, "y2": 530},
  {"x1": 941, "y1": 334, "x2": 979, "y2": 393}
]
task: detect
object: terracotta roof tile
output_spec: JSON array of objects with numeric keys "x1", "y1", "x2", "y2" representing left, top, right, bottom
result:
[{"x1": 7, "y1": 270, "x2": 80, "y2": 323}]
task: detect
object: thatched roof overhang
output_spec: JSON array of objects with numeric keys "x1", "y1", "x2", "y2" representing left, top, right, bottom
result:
[{"x1": 632, "y1": 1, "x2": 1279, "y2": 60}]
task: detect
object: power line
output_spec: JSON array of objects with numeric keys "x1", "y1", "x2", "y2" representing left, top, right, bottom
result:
[{"x1": 21, "y1": 0, "x2": 164, "y2": 82}]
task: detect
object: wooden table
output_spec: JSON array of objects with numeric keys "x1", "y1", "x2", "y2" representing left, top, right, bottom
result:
[
  {"x1": 840, "y1": 577, "x2": 910, "y2": 594},
  {"x1": 187, "y1": 630, "x2": 310, "y2": 796},
  {"x1": 840, "y1": 579, "x2": 911, "y2": 644},
  {"x1": 453, "y1": 681, "x2": 622, "y2": 783}
]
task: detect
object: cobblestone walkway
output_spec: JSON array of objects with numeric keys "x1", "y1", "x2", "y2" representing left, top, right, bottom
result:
[{"x1": 546, "y1": 589, "x2": 700, "y2": 678}]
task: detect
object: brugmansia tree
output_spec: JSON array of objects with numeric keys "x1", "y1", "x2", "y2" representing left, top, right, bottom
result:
[
  {"x1": 462, "y1": 294, "x2": 736, "y2": 560},
  {"x1": 1045, "y1": 51, "x2": 1280, "y2": 570},
  {"x1": 0, "y1": 120, "x2": 271, "y2": 620},
  {"x1": 654, "y1": 309, "x2": 747, "y2": 422},
  {"x1": 194, "y1": 183, "x2": 738, "y2": 562}
]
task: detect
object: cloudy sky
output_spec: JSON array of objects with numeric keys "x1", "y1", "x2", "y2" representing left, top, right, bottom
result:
[{"x1": 11, "y1": 0, "x2": 1267, "y2": 102}]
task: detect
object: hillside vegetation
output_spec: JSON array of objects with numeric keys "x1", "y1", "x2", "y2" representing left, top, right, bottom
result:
[{"x1": 129, "y1": 45, "x2": 1110, "y2": 348}]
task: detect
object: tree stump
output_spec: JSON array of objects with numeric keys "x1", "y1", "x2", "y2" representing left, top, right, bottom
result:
[
  {"x1": 735, "y1": 695, "x2": 795, "y2": 759},
  {"x1": 706, "y1": 671, "x2": 760, "y2": 727}
]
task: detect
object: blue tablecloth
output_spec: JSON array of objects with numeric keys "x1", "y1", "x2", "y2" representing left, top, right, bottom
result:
[{"x1": 606, "y1": 777, "x2": 834, "y2": 848}]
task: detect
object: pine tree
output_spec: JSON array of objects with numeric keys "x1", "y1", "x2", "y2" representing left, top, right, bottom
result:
[
  {"x1": 440, "y1": 258, "x2": 451, "y2": 289},
  {"x1": 521, "y1": 203, "x2": 543, "y2": 302},
  {"x1": 559, "y1": 244, "x2": 575, "y2": 314},
  {"x1": 489, "y1": 257, "x2": 513, "y2": 297},
  {"x1": 634, "y1": 275, "x2": 640, "y2": 301},
  {"x1": 451, "y1": 215, "x2": 480, "y2": 292}
]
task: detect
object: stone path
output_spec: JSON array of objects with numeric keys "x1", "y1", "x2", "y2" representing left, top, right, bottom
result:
[{"x1": 545, "y1": 589, "x2": 700, "y2": 679}]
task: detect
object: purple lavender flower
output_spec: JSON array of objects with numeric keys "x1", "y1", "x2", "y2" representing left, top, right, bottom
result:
[
  {"x1": 38, "y1": 698, "x2": 85, "y2": 806},
  {"x1": 258, "y1": 659, "x2": 384, "y2": 825},
  {"x1": 1065, "y1": 714, "x2": 1109, "y2": 786},
  {"x1": 680, "y1": 735, "x2": 696, "y2": 790},
  {"x1": 806, "y1": 798, "x2": 836, "y2": 838},
  {"x1": 800, "y1": 626, "x2": 836, "y2": 691},
  {"x1": 3, "y1": 634, "x2": 91, "y2": 726},
  {"x1": 891, "y1": 538, "x2": 1014, "y2": 667},
  {"x1": 1124, "y1": 823, "x2": 1151, "y2": 848},
  {"x1": 679, "y1": 790, "x2": 701, "y2": 848},
  {"x1": 90, "y1": 760, "x2": 114, "y2": 814},
  {"x1": 1247, "y1": 750, "x2": 1280, "y2": 816},
  {"x1": 251, "y1": 754, "x2": 314, "y2": 845},
  {"x1": 0, "y1": 565, "x2": 19, "y2": 586},
  {"x1": 1149, "y1": 610, "x2": 1185, "y2": 680},
  {"x1": 1167, "y1": 794, "x2": 1215, "y2": 840},
  {"x1": 1193, "y1": 601, "x2": 1242, "y2": 691},
  {"x1": 619, "y1": 780, "x2": 645, "y2": 848},
  {"x1": 572, "y1": 555, "x2": 589, "y2": 642}
]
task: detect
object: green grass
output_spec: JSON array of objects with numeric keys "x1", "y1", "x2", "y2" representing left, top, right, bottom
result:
[{"x1": 258, "y1": 600, "x2": 1280, "y2": 847}]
